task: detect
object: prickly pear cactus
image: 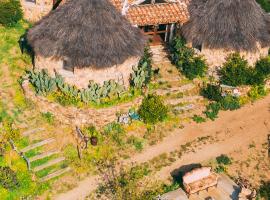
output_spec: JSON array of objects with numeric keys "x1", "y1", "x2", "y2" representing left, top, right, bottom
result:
[{"x1": 130, "y1": 47, "x2": 152, "y2": 88}]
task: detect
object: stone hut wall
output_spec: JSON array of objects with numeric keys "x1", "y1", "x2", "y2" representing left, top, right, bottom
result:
[
  {"x1": 34, "y1": 56, "x2": 140, "y2": 88},
  {"x1": 200, "y1": 44, "x2": 269, "y2": 68},
  {"x1": 20, "y1": 0, "x2": 53, "y2": 22}
]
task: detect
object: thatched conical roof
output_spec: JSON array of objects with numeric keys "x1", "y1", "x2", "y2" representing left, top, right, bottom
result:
[
  {"x1": 182, "y1": 0, "x2": 270, "y2": 51},
  {"x1": 27, "y1": 0, "x2": 146, "y2": 69}
]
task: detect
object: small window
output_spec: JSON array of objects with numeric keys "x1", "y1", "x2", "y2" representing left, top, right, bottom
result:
[
  {"x1": 63, "y1": 60, "x2": 74, "y2": 73},
  {"x1": 25, "y1": 0, "x2": 36, "y2": 3}
]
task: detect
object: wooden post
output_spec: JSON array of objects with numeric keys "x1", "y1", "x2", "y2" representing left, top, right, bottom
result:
[
  {"x1": 268, "y1": 134, "x2": 270, "y2": 158},
  {"x1": 164, "y1": 24, "x2": 169, "y2": 43},
  {"x1": 169, "y1": 23, "x2": 175, "y2": 42}
]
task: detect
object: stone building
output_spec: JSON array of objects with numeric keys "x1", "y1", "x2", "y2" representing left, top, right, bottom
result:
[
  {"x1": 20, "y1": 0, "x2": 55, "y2": 22},
  {"x1": 22, "y1": 0, "x2": 191, "y2": 44},
  {"x1": 182, "y1": 0, "x2": 270, "y2": 67},
  {"x1": 27, "y1": 0, "x2": 145, "y2": 89}
]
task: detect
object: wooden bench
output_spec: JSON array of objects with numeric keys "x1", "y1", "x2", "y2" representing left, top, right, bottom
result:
[{"x1": 183, "y1": 167, "x2": 219, "y2": 196}]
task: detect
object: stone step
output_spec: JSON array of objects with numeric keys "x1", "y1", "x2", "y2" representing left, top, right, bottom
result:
[
  {"x1": 22, "y1": 127, "x2": 45, "y2": 136},
  {"x1": 33, "y1": 157, "x2": 66, "y2": 172},
  {"x1": 40, "y1": 167, "x2": 71, "y2": 182},
  {"x1": 29, "y1": 150, "x2": 60, "y2": 162},
  {"x1": 21, "y1": 138, "x2": 55, "y2": 153},
  {"x1": 166, "y1": 96, "x2": 204, "y2": 106},
  {"x1": 155, "y1": 83, "x2": 195, "y2": 96}
]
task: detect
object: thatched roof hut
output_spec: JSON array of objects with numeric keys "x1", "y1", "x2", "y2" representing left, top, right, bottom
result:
[
  {"x1": 27, "y1": 0, "x2": 146, "y2": 88},
  {"x1": 182, "y1": 0, "x2": 270, "y2": 67}
]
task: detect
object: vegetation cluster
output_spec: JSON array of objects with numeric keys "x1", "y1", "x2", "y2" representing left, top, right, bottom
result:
[
  {"x1": 170, "y1": 37, "x2": 208, "y2": 80},
  {"x1": 138, "y1": 94, "x2": 168, "y2": 124},
  {"x1": 24, "y1": 48, "x2": 152, "y2": 107},
  {"x1": 0, "y1": 0, "x2": 23, "y2": 27}
]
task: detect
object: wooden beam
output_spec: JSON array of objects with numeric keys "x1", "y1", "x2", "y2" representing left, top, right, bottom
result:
[
  {"x1": 164, "y1": 24, "x2": 169, "y2": 42},
  {"x1": 169, "y1": 23, "x2": 175, "y2": 42}
]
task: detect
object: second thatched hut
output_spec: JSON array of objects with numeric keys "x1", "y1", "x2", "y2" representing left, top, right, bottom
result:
[
  {"x1": 182, "y1": 0, "x2": 270, "y2": 67},
  {"x1": 27, "y1": 0, "x2": 145, "y2": 89}
]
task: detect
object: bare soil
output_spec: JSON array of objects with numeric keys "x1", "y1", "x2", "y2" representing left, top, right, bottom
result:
[{"x1": 55, "y1": 94, "x2": 270, "y2": 200}]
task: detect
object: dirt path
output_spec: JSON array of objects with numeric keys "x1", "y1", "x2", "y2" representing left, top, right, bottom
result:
[{"x1": 55, "y1": 94, "x2": 270, "y2": 200}]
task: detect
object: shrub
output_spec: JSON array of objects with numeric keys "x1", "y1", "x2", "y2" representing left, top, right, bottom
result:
[
  {"x1": 219, "y1": 95, "x2": 241, "y2": 111},
  {"x1": 192, "y1": 115, "x2": 206, "y2": 123},
  {"x1": 0, "y1": 166, "x2": 19, "y2": 190},
  {"x1": 248, "y1": 85, "x2": 267, "y2": 101},
  {"x1": 204, "y1": 102, "x2": 221, "y2": 121},
  {"x1": 214, "y1": 165, "x2": 226, "y2": 173},
  {"x1": 138, "y1": 94, "x2": 168, "y2": 124},
  {"x1": 258, "y1": 181, "x2": 270, "y2": 200},
  {"x1": 201, "y1": 84, "x2": 222, "y2": 101},
  {"x1": 0, "y1": 0, "x2": 23, "y2": 27},
  {"x1": 255, "y1": 57, "x2": 270, "y2": 76},
  {"x1": 170, "y1": 37, "x2": 207, "y2": 80},
  {"x1": 41, "y1": 112, "x2": 54, "y2": 124},
  {"x1": 216, "y1": 154, "x2": 232, "y2": 165},
  {"x1": 257, "y1": 0, "x2": 270, "y2": 12},
  {"x1": 219, "y1": 53, "x2": 253, "y2": 86}
]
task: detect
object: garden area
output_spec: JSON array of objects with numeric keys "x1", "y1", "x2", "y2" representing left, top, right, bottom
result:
[{"x1": 0, "y1": 0, "x2": 270, "y2": 200}]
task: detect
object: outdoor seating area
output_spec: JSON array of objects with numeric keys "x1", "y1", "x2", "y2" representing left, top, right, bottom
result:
[
  {"x1": 183, "y1": 167, "x2": 219, "y2": 196},
  {"x1": 159, "y1": 167, "x2": 240, "y2": 200}
]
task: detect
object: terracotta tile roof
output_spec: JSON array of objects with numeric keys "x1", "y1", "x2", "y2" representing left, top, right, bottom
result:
[
  {"x1": 60, "y1": 0, "x2": 190, "y2": 26},
  {"x1": 126, "y1": 3, "x2": 189, "y2": 26},
  {"x1": 110, "y1": 0, "x2": 190, "y2": 26}
]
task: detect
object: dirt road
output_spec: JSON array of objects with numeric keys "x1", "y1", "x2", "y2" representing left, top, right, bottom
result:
[{"x1": 55, "y1": 94, "x2": 270, "y2": 200}]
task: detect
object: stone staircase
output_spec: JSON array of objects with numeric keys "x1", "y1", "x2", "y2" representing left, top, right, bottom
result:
[
  {"x1": 19, "y1": 128, "x2": 71, "y2": 182},
  {"x1": 150, "y1": 45, "x2": 170, "y2": 65}
]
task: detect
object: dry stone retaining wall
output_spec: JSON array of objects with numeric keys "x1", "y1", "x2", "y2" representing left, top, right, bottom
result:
[{"x1": 22, "y1": 81, "x2": 142, "y2": 127}]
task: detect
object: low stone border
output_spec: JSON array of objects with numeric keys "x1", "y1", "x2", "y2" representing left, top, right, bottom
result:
[{"x1": 22, "y1": 81, "x2": 142, "y2": 127}]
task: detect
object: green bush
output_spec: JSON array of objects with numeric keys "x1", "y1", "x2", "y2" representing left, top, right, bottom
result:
[
  {"x1": 257, "y1": 0, "x2": 270, "y2": 12},
  {"x1": 138, "y1": 94, "x2": 168, "y2": 124},
  {"x1": 0, "y1": 166, "x2": 19, "y2": 190},
  {"x1": 255, "y1": 57, "x2": 270, "y2": 75},
  {"x1": 219, "y1": 53, "x2": 253, "y2": 86},
  {"x1": 41, "y1": 112, "x2": 54, "y2": 124},
  {"x1": 216, "y1": 154, "x2": 232, "y2": 165},
  {"x1": 204, "y1": 102, "x2": 221, "y2": 121},
  {"x1": 0, "y1": 0, "x2": 23, "y2": 27},
  {"x1": 170, "y1": 37, "x2": 207, "y2": 80},
  {"x1": 258, "y1": 181, "x2": 270, "y2": 200},
  {"x1": 219, "y1": 95, "x2": 241, "y2": 111},
  {"x1": 192, "y1": 115, "x2": 206, "y2": 123},
  {"x1": 248, "y1": 85, "x2": 267, "y2": 101},
  {"x1": 201, "y1": 84, "x2": 222, "y2": 101}
]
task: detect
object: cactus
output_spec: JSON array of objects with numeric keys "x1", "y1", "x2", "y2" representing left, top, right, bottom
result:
[
  {"x1": 27, "y1": 69, "x2": 57, "y2": 95},
  {"x1": 130, "y1": 46, "x2": 152, "y2": 88},
  {"x1": 26, "y1": 70, "x2": 127, "y2": 105}
]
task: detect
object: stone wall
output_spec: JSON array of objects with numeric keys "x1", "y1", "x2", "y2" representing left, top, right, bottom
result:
[
  {"x1": 22, "y1": 81, "x2": 142, "y2": 127},
  {"x1": 200, "y1": 44, "x2": 269, "y2": 68},
  {"x1": 34, "y1": 56, "x2": 140, "y2": 88},
  {"x1": 20, "y1": 0, "x2": 53, "y2": 22}
]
